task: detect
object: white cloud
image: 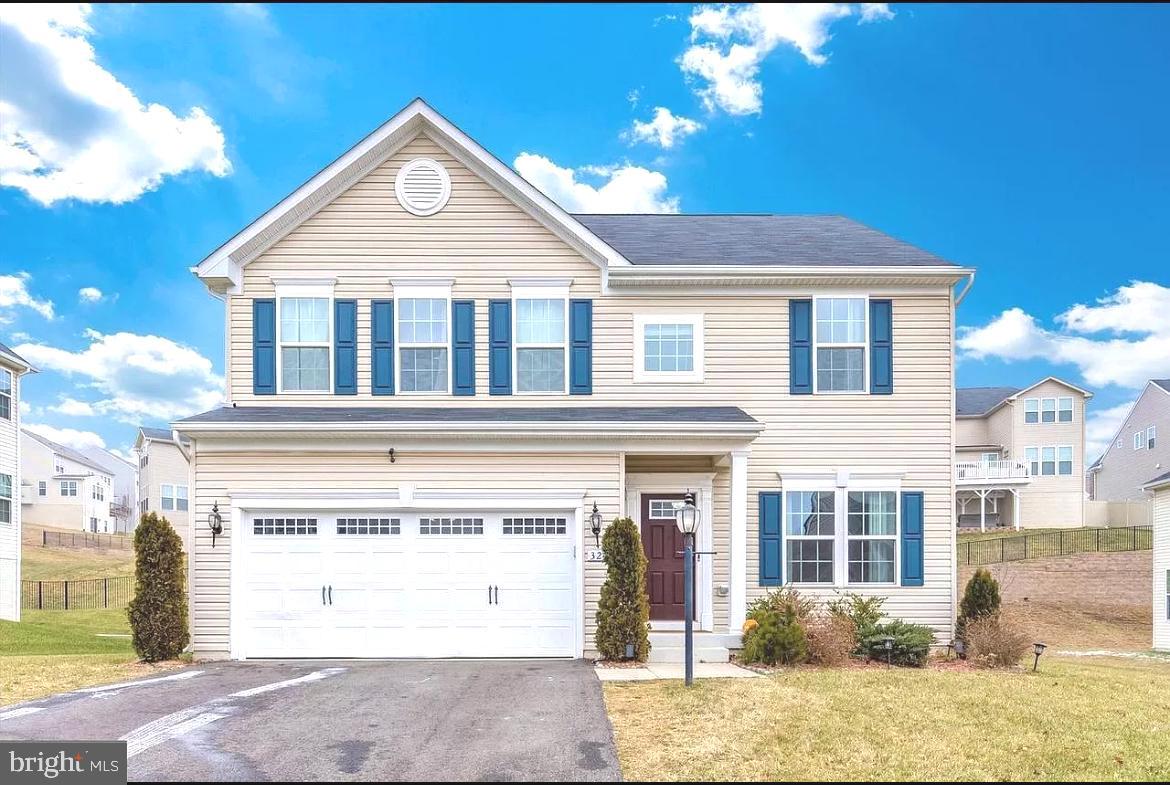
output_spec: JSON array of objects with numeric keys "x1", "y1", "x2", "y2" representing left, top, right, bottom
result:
[
  {"x1": 625, "y1": 107, "x2": 704, "y2": 149},
  {"x1": 957, "y1": 281, "x2": 1170, "y2": 390},
  {"x1": 0, "y1": 272, "x2": 54, "y2": 322},
  {"x1": 680, "y1": 3, "x2": 893, "y2": 116},
  {"x1": 14, "y1": 328, "x2": 223, "y2": 424},
  {"x1": 19, "y1": 400, "x2": 33, "y2": 417},
  {"x1": 49, "y1": 397, "x2": 96, "y2": 416},
  {"x1": 25, "y1": 422, "x2": 106, "y2": 450},
  {"x1": 78, "y1": 286, "x2": 103, "y2": 303},
  {"x1": 1085, "y1": 402, "x2": 1133, "y2": 465},
  {"x1": 514, "y1": 153, "x2": 680, "y2": 213},
  {"x1": 0, "y1": 4, "x2": 231, "y2": 206}
]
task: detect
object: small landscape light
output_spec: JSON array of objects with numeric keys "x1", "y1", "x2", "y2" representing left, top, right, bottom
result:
[
  {"x1": 590, "y1": 502, "x2": 603, "y2": 547},
  {"x1": 1032, "y1": 642, "x2": 1047, "y2": 671},
  {"x1": 882, "y1": 635, "x2": 895, "y2": 666},
  {"x1": 954, "y1": 638, "x2": 966, "y2": 659},
  {"x1": 625, "y1": 642, "x2": 635, "y2": 660}
]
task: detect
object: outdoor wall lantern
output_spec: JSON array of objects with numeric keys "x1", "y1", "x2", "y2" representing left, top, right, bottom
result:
[
  {"x1": 208, "y1": 501, "x2": 224, "y2": 548},
  {"x1": 1032, "y1": 641, "x2": 1047, "y2": 671},
  {"x1": 589, "y1": 502, "x2": 603, "y2": 547},
  {"x1": 674, "y1": 490, "x2": 701, "y2": 686}
]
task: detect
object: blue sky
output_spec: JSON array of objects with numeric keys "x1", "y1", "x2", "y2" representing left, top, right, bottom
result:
[{"x1": 1, "y1": 3, "x2": 1167, "y2": 460}]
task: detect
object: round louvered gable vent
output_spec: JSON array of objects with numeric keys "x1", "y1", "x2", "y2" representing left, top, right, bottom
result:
[{"x1": 394, "y1": 158, "x2": 451, "y2": 216}]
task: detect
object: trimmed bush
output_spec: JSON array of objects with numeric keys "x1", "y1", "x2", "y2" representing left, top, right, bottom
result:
[
  {"x1": 595, "y1": 517, "x2": 651, "y2": 661},
  {"x1": 965, "y1": 614, "x2": 1031, "y2": 669},
  {"x1": 128, "y1": 512, "x2": 189, "y2": 662},
  {"x1": 804, "y1": 613, "x2": 857, "y2": 666},
  {"x1": 741, "y1": 606, "x2": 807, "y2": 666},
  {"x1": 861, "y1": 620, "x2": 934, "y2": 667},
  {"x1": 826, "y1": 591, "x2": 886, "y2": 642},
  {"x1": 957, "y1": 568, "x2": 1002, "y2": 643},
  {"x1": 747, "y1": 586, "x2": 817, "y2": 625}
]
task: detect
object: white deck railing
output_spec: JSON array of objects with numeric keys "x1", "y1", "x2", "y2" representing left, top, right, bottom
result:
[{"x1": 954, "y1": 460, "x2": 1031, "y2": 483}]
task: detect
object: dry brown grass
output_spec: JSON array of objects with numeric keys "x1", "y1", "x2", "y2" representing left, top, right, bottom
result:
[
  {"x1": 0, "y1": 656, "x2": 184, "y2": 706},
  {"x1": 1003, "y1": 600, "x2": 1151, "y2": 650},
  {"x1": 604, "y1": 655, "x2": 1170, "y2": 781},
  {"x1": 21, "y1": 544, "x2": 135, "y2": 581}
]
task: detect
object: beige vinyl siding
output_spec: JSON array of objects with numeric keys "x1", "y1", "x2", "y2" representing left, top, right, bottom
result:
[
  {"x1": 956, "y1": 418, "x2": 989, "y2": 447},
  {"x1": 1011, "y1": 380, "x2": 1087, "y2": 528},
  {"x1": 1153, "y1": 486, "x2": 1170, "y2": 652},
  {"x1": 141, "y1": 441, "x2": 192, "y2": 550},
  {"x1": 190, "y1": 448, "x2": 620, "y2": 657},
  {"x1": 1093, "y1": 385, "x2": 1170, "y2": 501},
  {"x1": 0, "y1": 370, "x2": 19, "y2": 620}
]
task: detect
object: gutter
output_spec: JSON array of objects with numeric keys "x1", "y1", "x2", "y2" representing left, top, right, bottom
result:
[{"x1": 954, "y1": 270, "x2": 976, "y2": 306}]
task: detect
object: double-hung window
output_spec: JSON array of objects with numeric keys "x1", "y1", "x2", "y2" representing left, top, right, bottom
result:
[
  {"x1": 634, "y1": 314, "x2": 703, "y2": 383},
  {"x1": 278, "y1": 296, "x2": 330, "y2": 392},
  {"x1": 0, "y1": 473, "x2": 11, "y2": 524},
  {"x1": 395, "y1": 282, "x2": 451, "y2": 394},
  {"x1": 813, "y1": 297, "x2": 866, "y2": 393},
  {"x1": 1026, "y1": 446, "x2": 1072, "y2": 476},
  {"x1": 93, "y1": 484, "x2": 104, "y2": 501},
  {"x1": 161, "y1": 484, "x2": 189, "y2": 512},
  {"x1": 511, "y1": 282, "x2": 568, "y2": 393},
  {"x1": 0, "y1": 368, "x2": 11, "y2": 420},
  {"x1": 1135, "y1": 432, "x2": 1144, "y2": 450},
  {"x1": 847, "y1": 491, "x2": 898, "y2": 584},
  {"x1": 1024, "y1": 398, "x2": 1039, "y2": 424},
  {"x1": 1148, "y1": 426, "x2": 1157, "y2": 450},
  {"x1": 1057, "y1": 446, "x2": 1073, "y2": 475},
  {"x1": 38, "y1": 481, "x2": 46, "y2": 497},
  {"x1": 1057, "y1": 397, "x2": 1073, "y2": 422},
  {"x1": 784, "y1": 485, "x2": 899, "y2": 586},
  {"x1": 60, "y1": 480, "x2": 77, "y2": 497},
  {"x1": 1027, "y1": 396, "x2": 1073, "y2": 424}
]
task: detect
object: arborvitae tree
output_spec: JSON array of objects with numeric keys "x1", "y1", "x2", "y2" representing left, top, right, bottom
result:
[
  {"x1": 594, "y1": 517, "x2": 651, "y2": 661},
  {"x1": 957, "y1": 567, "x2": 1002, "y2": 643},
  {"x1": 128, "y1": 512, "x2": 189, "y2": 662}
]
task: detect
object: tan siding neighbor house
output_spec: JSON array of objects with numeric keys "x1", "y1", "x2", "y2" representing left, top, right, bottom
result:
[{"x1": 177, "y1": 99, "x2": 973, "y2": 661}]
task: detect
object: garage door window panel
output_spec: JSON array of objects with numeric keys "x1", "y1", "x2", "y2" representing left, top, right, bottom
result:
[
  {"x1": 337, "y1": 517, "x2": 400, "y2": 535},
  {"x1": 419, "y1": 517, "x2": 484, "y2": 535},
  {"x1": 503, "y1": 516, "x2": 567, "y2": 535},
  {"x1": 253, "y1": 517, "x2": 318, "y2": 535}
]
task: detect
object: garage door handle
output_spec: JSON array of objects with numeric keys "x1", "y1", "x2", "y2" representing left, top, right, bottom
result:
[
  {"x1": 493, "y1": 585, "x2": 499, "y2": 605},
  {"x1": 322, "y1": 585, "x2": 326, "y2": 606},
  {"x1": 488, "y1": 585, "x2": 492, "y2": 605},
  {"x1": 328, "y1": 585, "x2": 333, "y2": 605}
]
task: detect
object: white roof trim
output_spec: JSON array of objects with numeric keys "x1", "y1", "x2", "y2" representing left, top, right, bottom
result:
[
  {"x1": 1007, "y1": 376, "x2": 1094, "y2": 401},
  {"x1": 192, "y1": 98, "x2": 630, "y2": 293}
]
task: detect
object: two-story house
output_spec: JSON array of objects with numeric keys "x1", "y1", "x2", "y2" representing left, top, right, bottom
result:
[
  {"x1": 21, "y1": 429, "x2": 114, "y2": 533},
  {"x1": 1087, "y1": 379, "x2": 1169, "y2": 505},
  {"x1": 1, "y1": 343, "x2": 35, "y2": 622},
  {"x1": 954, "y1": 378, "x2": 1092, "y2": 530},
  {"x1": 175, "y1": 99, "x2": 972, "y2": 661},
  {"x1": 80, "y1": 447, "x2": 138, "y2": 533},
  {"x1": 133, "y1": 427, "x2": 192, "y2": 548}
]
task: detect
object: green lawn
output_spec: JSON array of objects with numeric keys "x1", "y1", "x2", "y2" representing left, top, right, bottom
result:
[{"x1": 604, "y1": 656, "x2": 1170, "y2": 781}]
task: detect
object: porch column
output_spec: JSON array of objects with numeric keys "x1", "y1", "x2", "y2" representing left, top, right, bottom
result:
[
  {"x1": 1012, "y1": 488, "x2": 1020, "y2": 531},
  {"x1": 729, "y1": 448, "x2": 749, "y2": 634},
  {"x1": 979, "y1": 490, "x2": 986, "y2": 533}
]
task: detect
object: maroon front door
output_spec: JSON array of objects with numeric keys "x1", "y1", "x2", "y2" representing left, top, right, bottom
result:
[{"x1": 641, "y1": 494, "x2": 690, "y2": 621}]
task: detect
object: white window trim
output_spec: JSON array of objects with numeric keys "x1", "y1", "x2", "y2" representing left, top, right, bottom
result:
[
  {"x1": 633, "y1": 313, "x2": 704, "y2": 384},
  {"x1": 0, "y1": 472, "x2": 11, "y2": 525},
  {"x1": 780, "y1": 478, "x2": 901, "y2": 589},
  {"x1": 60, "y1": 480, "x2": 78, "y2": 497},
  {"x1": 1134, "y1": 432, "x2": 1144, "y2": 450},
  {"x1": 811, "y1": 294, "x2": 869, "y2": 395},
  {"x1": 1148, "y1": 425, "x2": 1157, "y2": 449},
  {"x1": 511, "y1": 282, "x2": 569, "y2": 395},
  {"x1": 274, "y1": 279, "x2": 335, "y2": 395},
  {"x1": 1027, "y1": 444, "x2": 1074, "y2": 476},
  {"x1": 0, "y1": 368, "x2": 11, "y2": 420},
  {"x1": 1057, "y1": 396, "x2": 1074, "y2": 422},
  {"x1": 391, "y1": 280, "x2": 453, "y2": 396},
  {"x1": 1024, "y1": 397, "x2": 1039, "y2": 424}
]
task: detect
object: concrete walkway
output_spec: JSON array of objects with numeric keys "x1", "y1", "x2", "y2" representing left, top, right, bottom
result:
[{"x1": 595, "y1": 662, "x2": 759, "y2": 681}]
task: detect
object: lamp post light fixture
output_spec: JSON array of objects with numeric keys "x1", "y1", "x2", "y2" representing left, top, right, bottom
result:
[
  {"x1": 1032, "y1": 642, "x2": 1047, "y2": 671},
  {"x1": 954, "y1": 638, "x2": 966, "y2": 660},
  {"x1": 589, "y1": 502, "x2": 603, "y2": 547},
  {"x1": 674, "y1": 490, "x2": 701, "y2": 687},
  {"x1": 881, "y1": 635, "x2": 895, "y2": 666},
  {"x1": 208, "y1": 502, "x2": 224, "y2": 548}
]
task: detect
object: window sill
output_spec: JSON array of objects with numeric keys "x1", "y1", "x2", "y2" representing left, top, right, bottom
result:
[{"x1": 634, "y1": 374, "x2": 704, "y2": 385}]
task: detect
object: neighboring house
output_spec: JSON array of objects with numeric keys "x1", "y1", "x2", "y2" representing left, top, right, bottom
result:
[
  {"x1": 134, "y1": 427, "x2": 191, "y2": 548},
  {"x1": 954, "y1": 378, "x2": 1092, "y2": 531},
  {"x1": 1146, "y1": 470, "x2": 1170, "y2": 652},
  {"x1": 174, "y1": 98, "x2": 973, "y2": 661},
  {"x1": 1, "y1": 343, "x2": 35, "y2": 622},
  {"x1": 21, "y1": 429, "x2": 114, "y2": 533},
  {"x1": 1087, "y1": 379, "x2": 1170, "y2": 502},
  {"x1": 80, "y1": 447, "x2": 138, "y2": 533}
]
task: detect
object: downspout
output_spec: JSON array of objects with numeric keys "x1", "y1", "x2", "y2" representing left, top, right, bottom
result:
[{"x1": 954, "y1": 271, "x2": 976, "y2": 306}]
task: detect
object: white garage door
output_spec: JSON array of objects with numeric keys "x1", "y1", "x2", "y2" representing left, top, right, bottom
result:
[{"x1": 239, "y1": 509, "x2": 577, "y2": 658}]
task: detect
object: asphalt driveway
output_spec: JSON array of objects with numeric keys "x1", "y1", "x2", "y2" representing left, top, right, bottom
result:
[{"x1": 0, "y1": 660, "x2": 621, "y2": 781}]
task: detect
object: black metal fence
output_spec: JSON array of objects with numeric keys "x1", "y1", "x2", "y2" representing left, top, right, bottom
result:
[
  {"x1": 958, "y1": 525, "x2": 1153, "y2": 566},
  {"x1": 21, "y1": 577, "x2": 136, "y2": 610},
  {"x1": 42, "y1": 529, "x2": 132, "y2": 550}
]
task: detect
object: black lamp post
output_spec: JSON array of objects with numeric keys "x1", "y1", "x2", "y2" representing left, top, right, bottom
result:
[
  {"x1": 1032, "y1": 642, "x2": 1047, "y2": 671},
  {"x1": 674, "y1": 490, "x2": 701, "y2": 687},
  {"x1": 208, "y1": 502, "x2": 223, "y2": 547},
  {"x1": 589, "y1": 502, "x2": 603, "y2": 547}
]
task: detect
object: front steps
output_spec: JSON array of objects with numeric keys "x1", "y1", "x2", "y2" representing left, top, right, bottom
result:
[{"x1": 647, "y1": 630, "x2": 740, "y2": 664}]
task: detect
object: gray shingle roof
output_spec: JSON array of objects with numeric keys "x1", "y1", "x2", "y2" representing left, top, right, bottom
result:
[
  {"x1": 955, "y1": 387, "x2": 1020, "y2": 417},
  {"x1": 571, "y1": 214, "x2": 958, "y2": 267},
  {"x1": 22, "y1": 429, "x2": 113, "y2": 475},
  {"x1": 177, "y1": 405, "x2": 758, "y2": 425},
  {"x1": 139, "y1": 426, "x2": 175, "y2": 441},
  {"x1": 1153, "y1": 379, "x2": 1170, "y2": 394},
  {"x1": 0, "y1": 341, "x2": 32, "y2": 370},
  {"x1": 1144, "y1": 469, "x2": 1170, "y2": 489}
]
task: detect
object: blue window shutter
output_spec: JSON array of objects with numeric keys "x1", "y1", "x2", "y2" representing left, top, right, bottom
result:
[
  {"x1": 371, "y1": 299, "x2": 394, "y2": 395},
  {"x1": 334, "y1": 299, "x2": 357, "y2": 395},
  {"x1": 789, "y1": 299, "x2": 812, "y2": 395},
  {"x1": 488, "y1": 299, "x2": 512, "y2": 395},
  {"x1": 252, "y1": 299, "x2": 276, "y2": 395},
  {"x1": 759, "y1": 491, "x2": 783, "y2": 586},
  {"x1": 569, "y1": 299, "x2": 593, "y2": 395},
  {"x1": 870, "y1": 299, "x2": 893, "y2": 395},
  {"x1": 452, "y1": 299, "x2": 475, "y2": 396},
  {"x1": 901, "y1": 491, "x2": 924, "y2": 586}
]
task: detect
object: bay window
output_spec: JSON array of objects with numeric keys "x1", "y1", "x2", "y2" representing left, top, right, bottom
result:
[
  {"x1": 784, "y1": 484, "x2": 900, "y2": 586},
  {"x1": 813, "y1": 297, "x2": 866, "y2": 393}
]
